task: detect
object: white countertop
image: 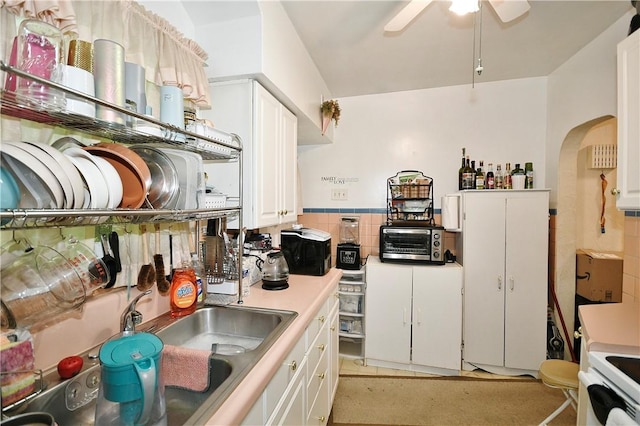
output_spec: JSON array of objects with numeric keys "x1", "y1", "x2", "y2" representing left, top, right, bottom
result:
[{"x1": 578, "y1": 302, "x2": 640, "y2": 355}]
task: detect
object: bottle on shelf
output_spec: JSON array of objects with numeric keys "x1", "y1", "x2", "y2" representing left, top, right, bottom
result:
[
  {"x1": 486, "y1": 163, "x2": 495, "y2": 189},
  {"x1": 511, "y1": 163, "x2": 525, "y2": 189},
  {"x1": 191, "y1": 252, "x2": 205, "y2": 308},
  {"x1": 170, "y1": 257, "x2": 198, "y2": 318},
  {"x1": 525, "y1": 162, "x2": 534, "y2": 189},
  {"x1": 495, "y1": 164, "x2": 504, "y2": 189},
  {"x1": 458, "y1": 148, "x2": 466, "y2": 190},
  {"x1": 470, "y1": 160, "x2": 477, "y2": 189},
  {"x1": 461, "y1": 155, "x2": 475, "y2": 190},
  {"x1": 475, "y1": 160, "x2": 485, "y2": 190},
  {"x1": 504, "y1": 163, "x2": 513, "y2": 189}
]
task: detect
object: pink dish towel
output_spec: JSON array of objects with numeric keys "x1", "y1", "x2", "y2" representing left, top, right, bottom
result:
[{"x1": 162, "y1": 345, "x2": 211, "y2": 392}]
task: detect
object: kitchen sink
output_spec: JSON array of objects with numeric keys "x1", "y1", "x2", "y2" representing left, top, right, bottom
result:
[{"x1": 3, "y1": 305, "x2": 297, "y2": 425}]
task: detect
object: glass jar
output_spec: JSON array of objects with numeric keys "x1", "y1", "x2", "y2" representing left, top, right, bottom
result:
[{"x1": 16, "y1": 19, "x2": 66, "y2": 109}]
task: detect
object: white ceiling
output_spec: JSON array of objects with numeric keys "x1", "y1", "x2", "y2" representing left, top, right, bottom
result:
[{"x1": 278, "y1": 0, "x2": 634, "y2": 97}]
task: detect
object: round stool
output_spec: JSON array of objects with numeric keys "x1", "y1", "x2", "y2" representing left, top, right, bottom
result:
[{"x1": 538, "y1": 359, "x2": 579, "y2": 425}]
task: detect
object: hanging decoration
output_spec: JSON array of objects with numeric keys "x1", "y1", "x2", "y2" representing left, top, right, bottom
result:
[
  {"x1": 321, "y1": 99, "x2": 341, "y2": 135},
  {"x1": 600, "y1": 172, "x2": 607, "y2": 234}
]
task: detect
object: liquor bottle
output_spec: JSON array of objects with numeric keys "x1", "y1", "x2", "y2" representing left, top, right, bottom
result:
[
  {"x1": 486, "y1": 163, "x2": 495, "y2": 189},
  {"x1": 504, "y1": 163, "x2": 513, "y2": 189},
  {"x1": 525, "y1": 162, "x2": 534, "y2": 189},
  {"x1": 495, "y1": 164, "x2": 503, "y2": 189},
  {"x1": 462, "y1": 156, "x2": 474, "y2": 190},
  {"x1": 511, "y1": 163, "x2": 525, "y2": 189},
  {"x1": 475, "y1": 160, "x2": 485, "y2": 190},
  {"x1": 470, "y1": 160, "x2": 477, "y2": 189},
  {"x1": 458, "y1": 148, "x2": 466, "y2": 190}
]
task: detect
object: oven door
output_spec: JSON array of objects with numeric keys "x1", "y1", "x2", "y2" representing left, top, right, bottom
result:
[
  {"x1": 578, "y1": 368, "x2": 639, "y2": 425},
  {"x1": 380, "y1": 226, "x2": 432, "y2": 262}
]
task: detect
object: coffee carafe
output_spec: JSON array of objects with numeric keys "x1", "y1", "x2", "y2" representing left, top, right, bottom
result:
[
  {"x1": 95, "y1": 332, "x2": 166, "y2": 426},
  {"x1": 261, "y1": 250, "x2": 289, "y2": 290}
]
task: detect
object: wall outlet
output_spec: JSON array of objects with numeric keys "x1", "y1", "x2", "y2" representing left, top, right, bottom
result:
[{"x1": 331, "y1": 188, "x2": 348, "y2": 200}]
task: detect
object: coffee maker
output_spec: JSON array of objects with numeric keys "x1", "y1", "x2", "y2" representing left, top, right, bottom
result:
[{"x1": 336, "y1": 217, "x2": 361, "y2": 270}]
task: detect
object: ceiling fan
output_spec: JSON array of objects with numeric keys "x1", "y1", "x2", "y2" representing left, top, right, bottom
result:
[{"x1": 384, "y1": 0, "x2": 530, "y2": 32}]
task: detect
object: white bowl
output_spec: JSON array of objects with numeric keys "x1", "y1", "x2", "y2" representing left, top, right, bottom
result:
[
  {"x1": 90, "y1": 155, "x2": 123, "y2": 209},
  {"x1": 60, "y1": 64, "x2": 96, "y2": 118},
  {"x1": 6, "y1": 141, "x2": 74, "y2": 209},
  {"x1": 22, "y1": 141, "x2": 86, "y2": 209},
  {"x1": 64, "y1": 149, "x2": 109, "y2": 209}
]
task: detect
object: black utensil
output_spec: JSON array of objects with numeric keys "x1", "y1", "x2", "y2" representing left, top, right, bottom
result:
[
  {"x1": 109, "y1": 231, "x2": 122, "y2": 273},
  {"x1": 101, "y1": 234, "x2": 118, "y2": 288}
]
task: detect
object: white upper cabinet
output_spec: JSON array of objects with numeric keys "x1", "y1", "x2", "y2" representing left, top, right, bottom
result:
[
  {"x1": 616, "y1": 29, "x2": 640, "y2": 210},
  {"x1": 203, "y1": 79, "x2": 297, "y2": 229}
]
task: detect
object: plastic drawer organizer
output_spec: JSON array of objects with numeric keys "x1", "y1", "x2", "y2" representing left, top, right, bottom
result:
[{"x1": 338, "y1": 266, "x2": 366, "y2": 362}]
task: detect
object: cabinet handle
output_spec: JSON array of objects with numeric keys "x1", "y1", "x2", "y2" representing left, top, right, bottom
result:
[
  {"x1": 497, "y1": 276, "x2": 503, "y2": 291},
  {"x1": 509, "y1": 276, "x2": 514, "y2": 291},
  {"x1": 318, "y1": 315, "x2": 325, "y2": 323},
  {"x1": 611, "y1": 188, "x2": 620, "y2": 195},
  {"x1": 574, "y1": 326, "x2": 583, "y2": 339},
  {"x1": 288, "y1": 360, "x2": 297, "y2": 371},
  {"x1": 330, "y1": 326, "x2": 336, "y2": 331},
  {"x1": 317, "y1": 416, "x2": 326, "y2": 422},
  {"x1": 317, "y1": 344, "x2": 325, "y2": 351},
  {"x1": 283, "y1": 209, "x2": 288, "y2": 215},
  {"x1": 417, "y1": 308, "x2": 422, "y2": 325},
  {"x1": 317, "y1": 372, "x2": 325, "y2": 379},
  {"x1": 403, "y1": 308, "x2": 407, "y2": 324}
]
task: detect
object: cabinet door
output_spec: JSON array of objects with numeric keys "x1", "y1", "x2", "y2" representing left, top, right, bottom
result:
[
  {"x1": 616, "y1": 30, "x2": 640, "y2": 210},
  {"x1": 254, "y1": 82, "x2": 282, "y2": 227},
  {"x1": 365, "y1": 260, "x2": 412, "y2": 363},
  {"x1": 328, "y1": 300, "x2": 340, "y2": 403},
  {"x1": 504, "y1": 193, "x2": 548, "y2": 370},
  {"x1": 462, "y1": 193, "x2": 507, "y2": 367},
  {"x1": 412, "y1": 265, "x2": 462, "y2": 370},
  {"x1": 279, "y1": 106, "x2": 298, "y2": 224}
]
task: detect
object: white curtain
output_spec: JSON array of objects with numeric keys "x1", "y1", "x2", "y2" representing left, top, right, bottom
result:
[{"x1": 1, "y1": 0, "x2": 211, "y2": 107}]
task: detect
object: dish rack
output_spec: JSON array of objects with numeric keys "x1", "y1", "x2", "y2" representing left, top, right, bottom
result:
[{"x1": 386, "y1": 170, "x2": 434, "y2": 225}]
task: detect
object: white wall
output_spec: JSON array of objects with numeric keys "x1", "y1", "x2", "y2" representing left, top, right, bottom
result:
[
  {"x1": 298, "y1": 78, "x2": 547, "y2": 210},
  {"x1": 546, "y1": 11, "x2": 635, "y2": 209}
]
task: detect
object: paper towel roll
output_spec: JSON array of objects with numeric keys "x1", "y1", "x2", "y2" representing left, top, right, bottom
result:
[{"x1": 441, "y1": 194, "x2": 461, "y2": 231}]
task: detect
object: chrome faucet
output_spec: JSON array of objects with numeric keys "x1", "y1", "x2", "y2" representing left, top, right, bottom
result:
[{"x1": 121, "y1": 290, "x2": 152, "y2": 334}]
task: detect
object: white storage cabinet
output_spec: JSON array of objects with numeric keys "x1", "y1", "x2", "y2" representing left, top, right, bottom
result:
[
  {"x1": 459, "y1": 190, "x2": 549, "y2": 377},
  {"x1": 338, "y1": 267, "x2": 366, "y2": 361},
  {"x1": 203, "y1": 79, "x2": 298, "y2": 229},
  {"x1": 616, "y1": 29, "x2": 640, "y2": 210},
  {"x1": 365, "y1": 258, "x2": 463, "y2": 375}
]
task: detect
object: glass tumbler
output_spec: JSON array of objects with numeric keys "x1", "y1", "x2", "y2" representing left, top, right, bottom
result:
[{"x1": 16, "y1": 19, "x2": 66, "y2": 109}]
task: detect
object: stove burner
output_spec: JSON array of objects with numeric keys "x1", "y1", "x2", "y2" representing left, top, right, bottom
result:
[{"x1": 606, "y1": 356, "x2": 640, "y2": 385}]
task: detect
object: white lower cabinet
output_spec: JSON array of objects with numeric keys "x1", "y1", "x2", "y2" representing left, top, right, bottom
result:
[
  {"x1": 365, "y1": 257, "x2": 463, "y2": 374},
  {"x1": 243, "y1": 284, "x2": 339, "y2": 425}
]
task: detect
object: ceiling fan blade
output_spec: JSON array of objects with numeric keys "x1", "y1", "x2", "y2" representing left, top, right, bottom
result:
[
  {"x1": 384, "y1": 0, "x2": 434, "y2": 33},
  {"x1": 488, "y1": 0, "x2": 530, "y2": 23}
]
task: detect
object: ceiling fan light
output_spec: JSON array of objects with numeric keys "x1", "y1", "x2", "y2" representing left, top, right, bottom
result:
[{"x1": 449, "y1": 0, "x2": 479, "y2": 16}]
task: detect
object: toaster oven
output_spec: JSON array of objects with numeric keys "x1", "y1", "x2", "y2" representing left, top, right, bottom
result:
[{"x1": 379, "y1": 225, "x2": 445, "y2": 265}]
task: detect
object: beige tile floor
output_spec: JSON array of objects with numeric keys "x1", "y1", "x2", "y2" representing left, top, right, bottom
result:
[{"x1": 338, "y1": 357, "x2": 529, "y2": 380}]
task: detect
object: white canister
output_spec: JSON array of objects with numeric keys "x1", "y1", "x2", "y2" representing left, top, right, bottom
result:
[{"x1": 160, "y1": 85, "x2": 185, "y2": 142}]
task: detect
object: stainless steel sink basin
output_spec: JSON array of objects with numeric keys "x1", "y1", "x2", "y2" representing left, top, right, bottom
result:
[{"x1": 3, "y1": 305, "x2": 297, "y2": 425}]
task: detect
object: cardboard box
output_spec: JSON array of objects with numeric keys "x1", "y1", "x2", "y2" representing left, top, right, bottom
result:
[{"x1": 576, "y1": 249, "x2": 623, "y2": 302}]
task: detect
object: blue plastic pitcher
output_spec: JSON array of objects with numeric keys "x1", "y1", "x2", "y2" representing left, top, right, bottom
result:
[{"x1": 95, "y1": 332, "x2": 165, "y2": 426}]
